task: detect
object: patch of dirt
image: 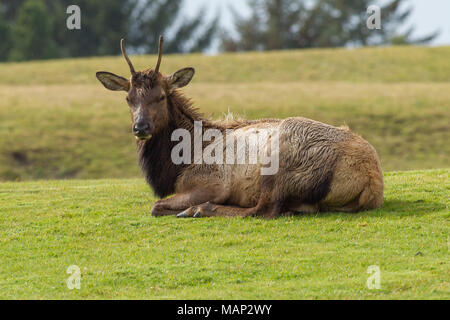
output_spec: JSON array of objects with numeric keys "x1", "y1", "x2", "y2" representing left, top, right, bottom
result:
[{"x1": 9, "y1": 151, "x2": 30, "y2": 166}]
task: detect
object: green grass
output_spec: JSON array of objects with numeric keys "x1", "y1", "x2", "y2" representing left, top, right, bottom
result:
[
  {"x1": 0, "y1": 46, "x2": 448, "y2": 299},
  {"x1": 0, "y1": 46, "x2": 449, "y2": 180},
  {"x1": 0, "y1": 169, "x2": 448, "y2": 299}
]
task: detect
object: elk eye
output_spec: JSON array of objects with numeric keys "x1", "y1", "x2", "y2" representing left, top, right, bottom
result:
[{"x1": 160, "y1": 95, "x2": 165, "y2": 101}]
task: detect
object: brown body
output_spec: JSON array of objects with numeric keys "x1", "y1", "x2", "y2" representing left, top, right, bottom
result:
[{"x1": 96, "y1": 38, "x2": 383, "y2": 218}]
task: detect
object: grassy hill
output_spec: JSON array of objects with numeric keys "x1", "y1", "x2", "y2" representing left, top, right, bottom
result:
[
  {"x1": 0, "y1": 46, "x2": 449, "y2": 180},
  {"x1": 0, "y1": 169, "x2": 448, "y2": 299}
]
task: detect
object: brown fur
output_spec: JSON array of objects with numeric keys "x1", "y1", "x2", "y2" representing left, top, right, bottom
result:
[{"x1": 96, "y1": 51, "x2": 384, "y2": 219}]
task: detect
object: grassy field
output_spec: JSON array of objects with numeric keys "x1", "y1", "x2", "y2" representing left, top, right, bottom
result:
[
  {"x1": 0, "y1": 46, "x2": 448, "y2": 300},
  {"x1": 0, "y1": 169, "x2": 448, "y2": 299},
  {"x1": 0, "y1": 46, "x2": 449, "y2": 180}
]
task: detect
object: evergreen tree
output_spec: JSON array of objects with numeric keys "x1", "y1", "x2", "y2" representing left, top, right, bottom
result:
[
  {"x1": 0, "y1": 0, "x2": 23, "y2": 22},
  {"x1": 0, "y1": 0, "x2": 134, "y2": 57},
  {"x1": 130, "y1": 0, "x2": 218, "y2": 54},
  {"x1": 1, "y1": 0, "x2": 217, "y2": 60},
  {"x1": 222, "y1": 0, "x2": 439, "y2": 51},
  {"x1": 9, "y1": 0, "x2": 58, "y2": 61},
  {"x1": 48, "y1": 0, "x2": 134, "y2": 57}
]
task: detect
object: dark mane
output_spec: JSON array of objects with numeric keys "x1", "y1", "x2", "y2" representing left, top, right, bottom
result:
[
  {"x1": 166, "y1": 90, "x2": 203, "y2": 131},
  {"x1": 137, "y1": 90, "x2": 203, "y2": 198},
  {"x1": 137, "y1": 88, "x2": 262, "y2": 198}
]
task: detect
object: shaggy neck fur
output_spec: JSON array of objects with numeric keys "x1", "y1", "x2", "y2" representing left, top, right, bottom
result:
[
  {"x1": 136, "y1": 88, "x2": 260, "y2": 198},
  {"x1": 137, "y1": 90, "x2": 206, "y2": 198}
]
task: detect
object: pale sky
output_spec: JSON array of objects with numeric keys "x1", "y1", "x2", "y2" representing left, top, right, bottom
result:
[{"x1": 185, "y1": 0, "x2": 450, "y2": 49}]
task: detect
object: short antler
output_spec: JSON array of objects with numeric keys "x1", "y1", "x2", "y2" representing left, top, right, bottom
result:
[
  {"x1": 154, "y1": 35, "x2": 164, "y2": 74},
  {"x1": 121, "y1": 39, "x2": 136, "y2": 76}
]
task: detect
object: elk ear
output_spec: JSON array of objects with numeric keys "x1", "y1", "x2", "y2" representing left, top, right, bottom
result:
[
  {"x1": 166, "y1": 67, "x2": 195, "y2": 91},
  {"x1": 96, "y1": 71, "x2": 130, "y2": 92}
]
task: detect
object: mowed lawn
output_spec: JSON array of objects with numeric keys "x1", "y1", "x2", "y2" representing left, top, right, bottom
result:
[
  {"x1": 0, "y1": 46, "x2": 449, "y2": 180},
  {"x1": 0, "y1": 169, "x2": 448, "y2": 299}
]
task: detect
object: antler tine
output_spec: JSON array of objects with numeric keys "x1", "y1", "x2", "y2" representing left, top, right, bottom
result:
[
  {"x1": 154, "y1": 35, "x2": 164, "y2": 74},
  {"x1": 120, "y1": 39, "x2": 136, "y2": 75}
]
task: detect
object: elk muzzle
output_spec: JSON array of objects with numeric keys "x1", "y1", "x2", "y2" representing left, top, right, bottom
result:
[{"x1": 133, "y1": 121, "x2": 152, "y2": 140}]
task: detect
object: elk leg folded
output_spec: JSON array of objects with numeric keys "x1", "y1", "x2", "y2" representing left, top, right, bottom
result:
[
  {"x1": 150, "y1": 187, "x2": 227, "y2": 217},
  {"x1": 177, "y1": 197, "x2": 284, "y2": 219},
  {"x1": 176, "y1": 202, "x2": 253, "y2": 218}
]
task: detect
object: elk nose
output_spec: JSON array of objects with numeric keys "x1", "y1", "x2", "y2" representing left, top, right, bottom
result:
[{"x1": 133, "y1": 123, "x2": 150, "y2": 135}]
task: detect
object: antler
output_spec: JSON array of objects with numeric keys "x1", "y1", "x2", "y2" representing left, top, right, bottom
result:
[
  {"x1": 154, "y1": 35, "x2": 164, "y2": 74},
  {"x1": 120, "y1": 36, "x2": 163, "y2": 76},
  {"x1": 120, "y1": 39, "x2": 136, "y2": 76}
]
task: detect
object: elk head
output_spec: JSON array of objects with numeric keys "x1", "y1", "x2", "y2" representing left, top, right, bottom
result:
[{"x1": 96, "y1": 36, "x2": 195, "y2": 141}]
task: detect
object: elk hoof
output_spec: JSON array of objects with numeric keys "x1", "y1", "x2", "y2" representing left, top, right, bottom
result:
[
  {"x1": 176, "y1": 207, "x2": 202, "y2": 218},
  {"x1": 193, "y1": 211, "x2": 201, "y2": 218},
  {"x1": 176, "y1": 210, "x2": 189, "y2": 218}
]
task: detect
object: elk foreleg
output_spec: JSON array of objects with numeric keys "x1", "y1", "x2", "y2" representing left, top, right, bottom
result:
[
  {"x1": 150, "y1": 187, "x2": 227, "y2": 217},
  {"x1": 176, "y1": 196, "x2": 284, "y2": 219},
  {"x1": 176, "y1": 175, "x2": 286, "y2": 219}
]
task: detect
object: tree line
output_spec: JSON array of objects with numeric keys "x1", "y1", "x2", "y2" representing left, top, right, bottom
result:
[{"x1": 0, "y1": 0, "x2": 438, "y2": 62}]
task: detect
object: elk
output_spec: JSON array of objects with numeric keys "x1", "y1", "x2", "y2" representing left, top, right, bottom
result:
[{"x1": 96, "y1": 37, "x2": 384, "y2": 218}]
